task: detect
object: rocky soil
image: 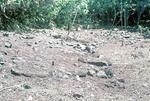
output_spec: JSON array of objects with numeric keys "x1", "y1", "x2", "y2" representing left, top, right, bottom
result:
[{"x1": 0, "y1": 28, "x2": 150, "y2": 101}]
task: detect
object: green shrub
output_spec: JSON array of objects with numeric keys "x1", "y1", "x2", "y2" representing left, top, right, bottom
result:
[
  {"x1": 0, "y1": 0, "x2": 53, "y2": 30},
  {"x1": 0, "y1": 0, "x2": 149, "y2": 30}
]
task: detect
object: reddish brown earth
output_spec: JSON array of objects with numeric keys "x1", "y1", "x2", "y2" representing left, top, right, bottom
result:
[{"x1": 0, "y1": 28, "x2": 150, "y2": 101}]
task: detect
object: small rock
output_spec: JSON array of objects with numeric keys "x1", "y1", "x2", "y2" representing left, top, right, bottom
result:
[
  {"x1": 96, "y1": 71, "x2": 107, "y2": 78},
  {"x1": 114, "y1": 28, "x2": 119, "y2": 31},
  {"x1": 124, "y1": 35, "x2": 130, "y2": 39},
  {"x1": 77, "y1": 71, "x2": 87, "y2": 78},
  {"x1": 73, "y1": 63, "x2": 79, "y2": 67},
  {"x1": 0, "y1": 65, "x2": 3, "y2": 72},
  {"x1": 3, "y1": 51, "x2": 7, "y2": 55},
  {"x1": 142, "y1": 83, "x2": 149, "y2": 88},
  {"x1": 85, "y1": 46, "x2": 96, "y2": 54},
  {"x1": 78, "y1": 58, "x2": 86, "y2": 63},
  {"x1": 79, "y1": 73, "x2": 86, "y2": 78},
  {"x1": 0, "y1": 54, "x2": 4, "y2": 65},
  {"x1": 117, "y1": 79, "x2": 125, "y2": 83},
  {"x1": 91, "y1": 43, "x2": 97, "y2": 47},
  {"x1": 22, "y1": 35, "x2": 34, "y2": 39},
  {"x1": 11, "y1": 69, "x2": 22, "y2": 76},
  {"x1": 52, "y1": 61, "x2": 54, "y2": 66},
  {"x1": 34, "y1": 42, "x2": 38, "y2": 45},
  {"x1": 87, "y1": 61, "x2": 107, "y2": 67},
  {"x1": 11, "y1": 57, "x2": 26, "y2": 64},
  {"x1": 78, "y1": 58, "x2": 112, "y2": 67},
  {"x1": 62, "y1": 74, "x2": 70, "y2": 79},
  {"x1": 73, "y1": 94, "x2": 83, "y2": 99},
  {"x1": 105, "y1": 80, "x2": 125, "y2": 89},
  {"x1": 75, "y1": 75, "x2": 81, "y2": 81},
  {"x1": 49, "y1": 70, "x2": 71, "y2": 79},
  {"x1": 90, "y1": 32, "x2": 94, "y2": 34},
  {"x1": 105, "y1": 69, "x2": 113, "y2": 78},
  {"x1": 87, "y1": 70, "x2": 96, "y2": 76},
  {"x1": 3, "y1": 33, "x2": 9, "y2": 37},
  {"x1": 66, "y1": 42, "x2": 75, "y2": 46},
  {"x1": 5, "y1": 42, "x2": 12, "y2": 48},
  {"x1": 78, "y1": 44, "x2": 86, "y2": 51},
  {"x1": 117, "y1": 82, "x2": 125, "y2": 89},
  {"x1": 53, "y1": 35, "x2": 61, "y2": 39},
  {"x1": 26, "y1": 42, "x2": 32, "y2": 46},
  {"x1": 57, "y1": 72, "x2": 64, "y2": 78},
  {"x1": 90, "y1": 94, "x2": 95, "y2": 97},
  {"x1": 28, "y1": 96, "x2": 33, "y2": 101},
  {"x1": 32, "y1": 47, "x2": 38, "y2": 52},
  {"x1": 22, "y1": 84, "x2": 32, "y2": 89}
]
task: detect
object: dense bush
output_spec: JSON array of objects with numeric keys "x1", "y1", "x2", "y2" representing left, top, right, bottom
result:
[
  {"x1": 0, "y1": 0, "x2": 53, "y2": 30},
  {"x1": 0, "y1": 0, "x2": 150, "y2": 30}
]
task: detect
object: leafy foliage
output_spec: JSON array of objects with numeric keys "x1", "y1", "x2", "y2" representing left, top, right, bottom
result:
[{"x1": 0, "y1": 0, "x2": 150, "y2": 30}]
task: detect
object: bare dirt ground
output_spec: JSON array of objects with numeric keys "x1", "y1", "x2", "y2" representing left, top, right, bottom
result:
[{"x1": 0, "y1": 28, "x2": 150, "y2": 101}]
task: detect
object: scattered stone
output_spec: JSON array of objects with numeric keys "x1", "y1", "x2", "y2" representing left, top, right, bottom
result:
[
  {"x1": 104, "y1": 69, "x2": 113, "y2": 78},
  {"x1": 73, "y1": 63, "x2": 79, "y2": 67},
  {"x1": 22, "y1": 84, "x2": 32, "y2": 89},
  {"x1": 49, "y1": 70, "x2": 72, "y2": 79},
  {"x1": 11, "y1": 68, "x2": 49, "y2": 78},
  {"x1": 75, "y1": 75, "x2": 81, "y2": 81},
  {"x1": 96, "y1": 70, "x2": 107, "y2": 78},
  {"x1": 77, "y1": 71, "x2": 87, "y2": 78},
  {"x1": 49, "y1": 46, "x2": 53, "y2": 48},
  {"x1": 85, "y1": 46, "x2": 96, "y2": 54},
  {"x1": 66, "y1": 42, "x2": 75, "y2": 47},
  {"x1": 78, "y1": 58, "x2": 112, "y2": 67},
  {"x1": 78, "y1": 73, "x2": 86, "y2": 78},
  {"x1": 62, "y1": 74, "x2": 70, "y2": 79},
  {"x1": 114, "y1": 28, "x2": 119, "y2": 31},
  {"x1": 104, "y1": 83, "x2": 114, "y2": 88},
  {"x1": 4, "y1": 42, "x2": 12, "y2": 48},
  {"x1": 53, "y1": 35, "x2": 61, "y2": 39},
  {"x1": 105, "y1": 80, "x2": 125, "y2": 89},
  {"x1": 28, "y1": 96, "x2": 33, "y2": 101},
  {"x1": 143, "y1": 28, "x2": 150, "y2": 39},
  {"x1": 87, "y1": 70, "x2": 96, "y2": 76},
  {"x1": 52, "y1": 61, "x2": 55, "y2": 66},
  {"x1": 124, "y1": 35, "x2": 130, "y2": 39},
  {"x1": 58, "y1": 71, "x2": 70, "y2": 79},
  {"x1": 11, "y1": 69, "x2": 22, "y2": 76},
  {"x1": 0, "y1": 54, "x2": 4, "y2": 66},
  {"x1": 3, "y1": 33, "x2": 9, "y2": 37},
  {"x1": 11, "y1": 57, "x2": 26, "y2": 64},
  {"x1": 26, "y1": 42, "x2": 32, "y2": 46},
  {"x1": 142, "y1": 83, "x2": 149, "y2": 88},
  {"x1": 0, "y1": 65, "x2": 3, "y2": 72},
  {"x1": 57, "y1": 72, "x2": 66, "y2": 78},
  {"x1": 3, "y1": 51, "x2": 7, "y2": 55},
  {"x1": 75, "y1": 43, "x2": 96, "y2": 54},
  {"x1": 131, "y1": 53, "x2": 138, "y2": 59},
  {"x1": 73, "y1": 94, "x2": 83, "y2": 99},
  {"x1": 77, "y1": 44, "x2": 86, "y2": 51},
  {"x1": 87, "y1": 61, "x2": 107, "y2": 67},
  {"x1": 34, "y1": 42, "x2": 38, "y2": 45},
  {"x1": 32, "y1": 47, "x2": 38, "y2": 52},
  {"x1": 91, "y1": 43, "x2": 97, "y2": 47},
  {"x1": 78, "y1": 58, "x2": 87, "y2": 63},
  {"x1": 117, "y1": 79, "x2": 125, "y2": 83},
  {"x1": 22, "y1": 35, "x2": 34, "y2": 39}
]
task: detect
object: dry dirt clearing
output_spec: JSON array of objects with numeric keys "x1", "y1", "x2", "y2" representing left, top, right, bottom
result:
[{"x1": 0, "y1": 28, "x2": 150, "y2": 101}]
